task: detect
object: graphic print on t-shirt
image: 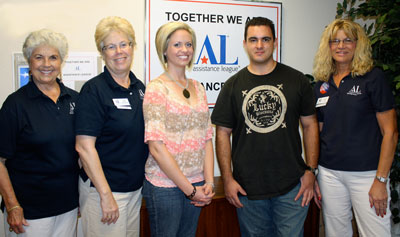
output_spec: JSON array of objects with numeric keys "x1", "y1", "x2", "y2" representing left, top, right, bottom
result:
[{"x1": 242, "y1": 84, "x2": 287, "y2": 134}]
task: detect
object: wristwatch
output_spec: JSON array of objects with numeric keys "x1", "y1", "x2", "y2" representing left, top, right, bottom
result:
[
  {"x1": 306, "y1": 166, "x2": 319, "y2": 176},
  {"x1": 375, "y1": 175, "x2": 388, "y2": 183}
]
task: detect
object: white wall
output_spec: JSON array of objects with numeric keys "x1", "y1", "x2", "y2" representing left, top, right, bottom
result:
[
  {"x1": 278, "y1": 0, "x2": 339, "y2": 73},
  {"x1": 0, "y1": 0, "x2": 339, "y2": 103},
  {"x1": 0, "y1": 0, "x2": 338, "y2": 233},
  {"x1": 0, "y1": 0, "x2": 146, "y2": 103}
]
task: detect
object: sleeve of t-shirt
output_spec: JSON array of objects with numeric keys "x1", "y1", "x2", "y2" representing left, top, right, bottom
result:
[
  {"x1": 211, "y1": 79, "x2": 235, "y2": 128},
  {"x1": 299, "y1": 74, "x2": 316, "y2": 116},
  {"x1": 75, "y1": 83, "x2": 106, "y2": 137},
  {"x1": 143, "y1": 79, "x2": 167, "y2": 143},
  {"x1": 0, "y1": 96, "x2": 19, "y2": 159},
  {"x1": 367, "y1": 68, "x2": 395, "y2": 112}
]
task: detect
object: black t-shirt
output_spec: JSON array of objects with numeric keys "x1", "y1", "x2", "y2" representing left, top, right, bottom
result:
[
  {"x1": 211, "y1": 63, "x2": 315, "y2": 199},
  {"x1": 0, "y1": 79, "x2": 79, "y2": 219},
  {"x1": 75, "y1": 66, "x2": 148, "y2": 192},
  {"x1": 314, "y1": 67, "x2": 395, "y2": 171}
]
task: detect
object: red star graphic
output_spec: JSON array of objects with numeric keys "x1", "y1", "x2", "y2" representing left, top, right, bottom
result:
[{"x1": 201, "y1": 56, "x2": 208, "y2": 64}]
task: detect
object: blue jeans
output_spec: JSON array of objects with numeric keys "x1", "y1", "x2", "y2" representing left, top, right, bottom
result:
[
  {"x1": 237, "y1": 182, "x2": 308, "y2": 237},
  {"x1": 142, "y1": 179, "x2": 203, "y2": 237}
]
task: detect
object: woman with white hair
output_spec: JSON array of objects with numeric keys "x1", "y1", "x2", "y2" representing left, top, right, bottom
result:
[{"x1": 0, "y1": 29, "x2": 79, "y2": 236}]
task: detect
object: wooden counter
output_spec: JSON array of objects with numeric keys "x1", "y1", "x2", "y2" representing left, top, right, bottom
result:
[{"x1": 140, "y1": 177, "x2": 319, "y2": 236}]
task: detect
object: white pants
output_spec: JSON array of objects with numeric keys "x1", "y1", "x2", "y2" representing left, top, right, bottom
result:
[
  {"x1": 4, "y1": 208, "x2": 78, "y2": 237},
  {"x1": 318, "y1": 165, "x2": 391, "y2": 237},
  {"x1": 79, "y1": 177, "x2": 142, "y2": 237}
]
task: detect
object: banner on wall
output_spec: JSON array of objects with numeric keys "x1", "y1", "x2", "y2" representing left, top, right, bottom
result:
[{"x1": 146, "y1": 0, "x2": 282, "y2": 107}]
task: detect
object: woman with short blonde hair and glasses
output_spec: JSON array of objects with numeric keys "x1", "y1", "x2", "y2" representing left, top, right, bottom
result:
[{"x1": 75, "y1": 16, "x2": 148, "y2": 237}]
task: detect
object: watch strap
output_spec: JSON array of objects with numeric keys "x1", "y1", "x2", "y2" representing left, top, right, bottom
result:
[
  {"x1": 375, "y1": 175, "x2": 388, "y2": 183},
  {"x1": 306, "y1": 165, "x2": 319, "y2": 176}
]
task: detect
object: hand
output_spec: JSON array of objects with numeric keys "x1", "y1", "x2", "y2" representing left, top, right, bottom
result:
[
  {"x1": 369, "y1": 179, "x2": 388, "y2": 217},
  {"x1": 190, "y1": 185, "x2": 214, "y2": 207},
  {"x1": 313, "y1": 179, "x2": 322, "y2": 209},
  {"x1": 100, "y1": 192, "x2": 119, "y2": 225},
  {"x1": 224, "y1": 178, "x2": 247, "y2": 208},
  {"x1": 7, "y1": 206, "x2": 29, "y2": 234},
  {"x1": 203, "y1": 183, "x2": 215, "y2": 198},
  {"x1": 295, "y1": 171, "x2": 315, "y2": 207}
]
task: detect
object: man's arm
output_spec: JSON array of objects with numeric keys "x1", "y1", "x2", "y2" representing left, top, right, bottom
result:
[
  {"x1": 215, "y1": 126, "x2": 247, "y2": 208},
  {"x1": 295, "y1": 114, "x2": 319, "y2": 207}
]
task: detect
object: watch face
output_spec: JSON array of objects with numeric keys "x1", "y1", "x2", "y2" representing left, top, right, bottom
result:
[{"x1": 376, "y1": 176, "x2": 388, "y2": 183}]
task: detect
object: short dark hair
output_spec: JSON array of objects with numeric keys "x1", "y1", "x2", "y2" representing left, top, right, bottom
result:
[{"x1": 244, "y1": 17, "x2": 276, "y2": 41}]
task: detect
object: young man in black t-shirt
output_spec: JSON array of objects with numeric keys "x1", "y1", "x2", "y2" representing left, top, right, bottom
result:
[{"x1": 211, "y1": 17, "x2": 319, "y2": 236}]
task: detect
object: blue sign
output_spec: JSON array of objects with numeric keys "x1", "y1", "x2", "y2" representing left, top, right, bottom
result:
[{"x1": 19, "y1": 66, "x2": 29, "y2": 88}]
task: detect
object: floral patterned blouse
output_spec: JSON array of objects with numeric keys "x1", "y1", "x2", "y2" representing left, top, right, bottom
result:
[{"x1": 143, "y1": 77, "x2": 213, "y2": 187}]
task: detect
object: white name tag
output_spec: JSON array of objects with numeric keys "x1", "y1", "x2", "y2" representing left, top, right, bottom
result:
[
  {"x1": 112, "y1": 98, "x2": 132, "y2": 110},
  {"x1": 316, "y1": 96, "x2": 329, "y2": 108}
]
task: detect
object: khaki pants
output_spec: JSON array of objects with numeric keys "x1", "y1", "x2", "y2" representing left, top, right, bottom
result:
[
  {"x1": 78, "y1": 177, "x2": 142, "y2": 237},
  {"x1": 4, "y1": 208, "x2": 78, "y2": 237}
]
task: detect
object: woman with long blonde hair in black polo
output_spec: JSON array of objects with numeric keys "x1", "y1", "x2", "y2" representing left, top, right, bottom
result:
[{"x1": 313, "y1": 19, "x2": 397, "y2": 236}]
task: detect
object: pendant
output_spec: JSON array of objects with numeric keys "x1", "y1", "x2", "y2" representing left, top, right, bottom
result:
[{"x1": 183, "y1": 89, "x2": 190, "y2": 99}]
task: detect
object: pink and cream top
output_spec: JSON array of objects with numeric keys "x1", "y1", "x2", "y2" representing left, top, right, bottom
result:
[{"x1": 143, "y1": 77, "x2": 213, "y2": 187}]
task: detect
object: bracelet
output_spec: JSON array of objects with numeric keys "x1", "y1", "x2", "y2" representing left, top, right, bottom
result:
[
  {"x1": 185, "y1": 185, "x2": 197, "y2": 200},
  {"x1": 205, "y1": 182, "x2": 215, "y2": 189},
  {"x1": 7, "y1": 205, "x2": 21, "y2": 214}
]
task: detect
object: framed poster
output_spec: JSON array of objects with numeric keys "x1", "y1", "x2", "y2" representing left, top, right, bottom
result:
[
  {"x1": 13, "y1": 53, "x2": 30, "y2": 90},
  {"x1": 12, "y1": 52, "x2": 101, "y2": 92},
  {"x1": 146, "y1": 0, "x2": 282, "y2": 107}
]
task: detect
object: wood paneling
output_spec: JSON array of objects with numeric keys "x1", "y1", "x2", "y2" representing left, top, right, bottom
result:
[{"x1": 140, "y1": 177, "x2": 319, "y2": 236}]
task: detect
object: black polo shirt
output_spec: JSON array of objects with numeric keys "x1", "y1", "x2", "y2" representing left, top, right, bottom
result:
[
  {"x1": 75, "y1": 66, "x2": 148, "y2": 192},
  {"x1": 0, "y1": 79, "x2": 79, "y2": 219},
  {"x1": 314, "y1": 67, "x2": 395, "y2": 171}
]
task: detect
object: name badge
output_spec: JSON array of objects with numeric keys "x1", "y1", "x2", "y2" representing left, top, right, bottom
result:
[
  {"x1": 316, "y1": 96, "x2": 329, "y2": 108},
  {"x1": 112, "y1": 98, "x2": 131, "y2": 110}
]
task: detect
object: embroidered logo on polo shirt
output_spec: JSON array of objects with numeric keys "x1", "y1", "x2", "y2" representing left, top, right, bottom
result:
[
  {"x1": 242, "y1": 84, "x2": 287, "y2": 134},
  {"x1": 69, "y1": 102, "x2": 75, "y2": 114},
  {"x1": 320, "y1": 82, "x2": 329, "y2": 94},
  {"x1": 139, "y1": 89, "x2": 144, "y2": 100},
  {"x1": 347, "y1": 85, "x2": 362, "y2": 96}
]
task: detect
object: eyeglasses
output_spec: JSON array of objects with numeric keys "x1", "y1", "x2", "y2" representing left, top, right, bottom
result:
[
  {"x1": 102, "y1": 41, "x2": 133, "y2": 52},
  {"x1": 329, "y1": 38, "x2": 356, "y2": 46}
]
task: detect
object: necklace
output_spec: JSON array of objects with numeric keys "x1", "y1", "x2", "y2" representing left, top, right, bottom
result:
[{"x1": 165, "y1": 72, "x2": 190, "y2": 99}]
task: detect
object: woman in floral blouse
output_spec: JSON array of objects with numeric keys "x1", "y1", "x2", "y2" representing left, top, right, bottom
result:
[{"x1": 142, "y1": 22, "x2": 215, "y2": 236}]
